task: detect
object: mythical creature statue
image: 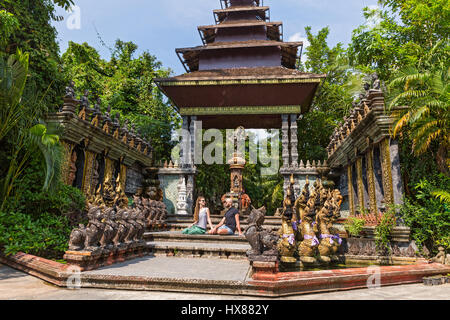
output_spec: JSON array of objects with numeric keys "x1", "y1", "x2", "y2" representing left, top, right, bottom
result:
[
  {"x1": 68, "y1": 224, "x2": 87, "y2": 251},
  {"x1": 245, "y1": 206, "x2": 278, "y2": 261},
  {"x1": 99, "y1": 207, "x2": 117, "y2": 250},
  {"x1": 298, "y1": 197, "x2": 319, "y2": 264},
  {"x1": 316, "y1": 198, "x2": 335, "y2": 263},
  {"x1": 84, "y1": 205, "x2": 105, "y2": 252},
  {"x1": 113, "y1": 209, "x2": 130, "y2": 248},
  {"x1": 277, "y1": 175, "x2": 297, "y2": 263}
]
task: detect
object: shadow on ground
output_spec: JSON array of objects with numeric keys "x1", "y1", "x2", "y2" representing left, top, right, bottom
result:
[{"x1": 0, "y1": 263, "x2": 29, "y2": 281}]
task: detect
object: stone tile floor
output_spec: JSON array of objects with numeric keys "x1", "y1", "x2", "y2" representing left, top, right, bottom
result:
[
  {"x1": 1, "y1": 262, "x2": 449, "y2": 300},
  {"x1": 84, "y1": 256, "x2": 251, "y2": 282}
]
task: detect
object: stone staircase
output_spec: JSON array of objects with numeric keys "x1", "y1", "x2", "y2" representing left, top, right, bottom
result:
[
  {"x1": 144, "y1": 214, "x2": 283, "y2": 260},
  {"x1": 163, "y1": 214, "x2": 283, "y2": 232}
]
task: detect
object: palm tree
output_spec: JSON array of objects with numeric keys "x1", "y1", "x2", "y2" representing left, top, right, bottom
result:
[
  {"x1": 0, "y1": 50, "x2": 29, "y2": 142},
  {"x1": 387, "y1": 41, "x2": 449, "y2": 175}
]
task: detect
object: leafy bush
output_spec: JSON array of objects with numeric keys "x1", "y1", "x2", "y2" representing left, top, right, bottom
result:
[
  {"x1": 375, "y1": 208, "x2": 396, "y2": 252},
  {"x1": 400, "y1": 177, "x2": 450, "y2": 253},
  {"x1": 344, "y1": 217, "x2": 366, "y2": 237},
  {"x1": 5, "y1": 152, "x2": 85, "y2": 218},
  {"x1": 0, "y1": 211, "x2": 72, "y2": 259}
]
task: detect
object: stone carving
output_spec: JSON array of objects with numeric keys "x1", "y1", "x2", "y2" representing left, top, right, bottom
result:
[
  {"x1": 68, "y1": 151, "x2": 77, "y2": 186},
  {"x1": 65, "y1": 81, "x2": 76, "y2": 99},
  {"x1": 84, "y1": 205, "x2": 105, "y2": 252},
  {"x1": 277, "y1": 175, "x2": 297, "y2": 263},
  {"x1": 429, "y1": 247, "x2": 448, "y2": 265},
  {"x1": 68, "y1": 224, "x2": 87, "y2": 251},
  {"x1": 372, "y1": 73, "x2": 381, "y2": 91},
  {"x1": 245, "y1": 207, "x2": 278, "y2": 262}
]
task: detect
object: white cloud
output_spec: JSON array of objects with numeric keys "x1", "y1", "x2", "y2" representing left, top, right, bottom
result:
[
  {"x1": 288, "y1": 32, "x2": 310, "y2": 63},
  {"x1": 365, "y1": 5, "x2": 382, "y2": 29}
]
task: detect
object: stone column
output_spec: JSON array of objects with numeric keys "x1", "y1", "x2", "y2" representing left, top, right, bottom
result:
[
  {"x1": 290, "y1": 114, "x2": 298, "y2": 168},
  {"x1": 366, "y1": 148, "x2": 378, "y2": 215},
  {"x1": 389, "y1": 139, "x2": 404, "y2": 206},
  {"x1": 347, "y1": 165, "x2": 355, "y2": 216},
  {"x1": 380, "y1": 138, "x2": 394, "y2": 207},
  {"x1": 180, "y1": 115, "x2": 190, "y2": 168},
  {"x1": 189, "y1": 116, "x2": 197, "y2": 167},
  {"x1": 281, "y1": 115, "x2": 290, "y2": 168},
  {"x1": 356, "y1": 157, "x2": 365, "y2": 213},
  {"x1": 373, "y1": 145, "x2": 385, "y2": 210},
  {"x1": 186, "y1": 174, "x2": 195, "y2": 215}
]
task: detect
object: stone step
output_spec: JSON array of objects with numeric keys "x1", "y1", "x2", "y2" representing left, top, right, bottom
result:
[
  {"x1": 144, "y1": 231, "x2": 248, "y2": 244},
  {"x1": 164, "y1": 222, "x2": 281, "y2": 232},
  {"x1": 168, "y1": 215, "x2": 282, "y2": 222},
  {"x1": 146, "y1": 240, "x2": 250, "y2": 260}
]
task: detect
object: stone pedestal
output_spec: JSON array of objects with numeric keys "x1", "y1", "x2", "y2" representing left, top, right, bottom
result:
[
  {"x1": 64, "y1": 243, "x2": 150, "y2": 272},
  {"x1": 251, "y1": 260, "x2": 279, "y2": 278}
]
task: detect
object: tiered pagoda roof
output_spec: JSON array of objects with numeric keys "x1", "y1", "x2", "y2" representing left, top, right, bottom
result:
[{"x1": 155, "y1": 0, "x2": 326, "y2": 129}]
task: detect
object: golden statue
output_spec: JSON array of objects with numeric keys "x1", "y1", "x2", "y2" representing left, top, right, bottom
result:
[{"x1": 277, "y1": 175, "x2": 297, "y2": 263}]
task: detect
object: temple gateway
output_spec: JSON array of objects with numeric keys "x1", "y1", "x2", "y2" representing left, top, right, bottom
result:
[{"x1": 155, "y1": 0, "x2": 328, "y2": 215}]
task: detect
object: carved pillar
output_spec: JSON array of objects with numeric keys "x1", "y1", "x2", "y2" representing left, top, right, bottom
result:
[
  {"x1": 281, "y1": 115, "x2": 290, "y2": 168},
  {"x1": 61, "y1": 141, "x2": 75, "y2": 186},
  {"x1": 186, "y1": 174, "x2": 194, "y2": 215},
  {"x1": 119, "y1": 162, "x2": 127, "y2": 194},
  {"x1": 180, "y1": 115, "x2": 190, "y2": 168},
  {"x1": 366, "y1": 148, "x2": 378, "y2": 215},
  {"x1": 389, "y1": 139, "x2": 404, "y2": 206},
  {"x1": 189, "y1": 116, "x2": 197, "y2": 167},
  {"x1": 356, "y1": 157, "x2": 365, "y2": 213},
  {"x1": 380, "y1": 138, "x2": 394, "y2": 207},
  {"x1": 290, "y1": 114, "x2": 298, "y2": 167},
  {"x1": 347, "y1": 165, "x2": 355, "y2": 216},
  {"x1": 82, "y1": 148, "x2": 96, "y2": 196}
]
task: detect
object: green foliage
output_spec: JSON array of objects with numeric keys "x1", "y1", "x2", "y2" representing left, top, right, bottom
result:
[
  {"x1": 6, "y1": 150, "x2": 85, "y2": 217},
  {"x1": 348, "y1": 0, "x2": 449, "y2": 80},
  {"x1": 0, "y1": 0, "x2": 71, "y2": 108},
  {"x1": 375, "y1": 207, "x2": 397, "y2": 251},
  {"x1": 29, "y1": 122, "x2": 63, "y2": 191},
  {"x1": 400, "y1": 177, "x2": 450, "y2": 253},
  {"x1": 0, "y1": 10, "x2": 19, "y2": 48},
  {"x1": 0, "y1": 49, "x2": 29, "y2": 142},
  {"x1": 0, "y1": 211, "x2": 72, "y2": 259},
  {"x1": 344, "y1": 217, "x2": 366, "y2": 237},
  {"x1": 387, "y1": 41, "x2": 449, "y2": 174},
  {"x1": 298, "y1": 26, "x2": 363, "y2": 160},
  {"x1": 61, "y1": 40, "x2": 180, "y2": 161}
]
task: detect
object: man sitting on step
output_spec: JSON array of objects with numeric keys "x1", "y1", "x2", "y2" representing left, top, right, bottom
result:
[{"x1": 209, "y1": 198, "x2": 243, "y2": 236}]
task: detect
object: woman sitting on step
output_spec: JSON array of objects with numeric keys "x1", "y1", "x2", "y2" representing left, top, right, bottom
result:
[{"x1": 182, "y1": 197, "x2": 213, "y2": 235}]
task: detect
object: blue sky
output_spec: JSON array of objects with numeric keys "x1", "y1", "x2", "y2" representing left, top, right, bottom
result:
[{"x1": 53, "y1": 0, "x2": 378, "y2": 75}]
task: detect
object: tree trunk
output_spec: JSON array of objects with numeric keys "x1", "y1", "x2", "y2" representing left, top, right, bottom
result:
[{"x1": 436, "y1": 143, "x2": 449, "y2": 176}]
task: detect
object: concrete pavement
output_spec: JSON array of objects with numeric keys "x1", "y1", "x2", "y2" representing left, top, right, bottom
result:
[{"x1": 1, "y1": 263, "x2": 449, "y2": 300}]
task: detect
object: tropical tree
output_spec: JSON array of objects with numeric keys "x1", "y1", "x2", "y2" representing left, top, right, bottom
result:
[
  {"x1": 62, "y1": 40, "x2": 179, "y2": 161},
  {"x1": 297, "y1": 26, "x2": 363, "y2": 161},
  {"x1": 388, "y1": 40, "x2": 449, "y2": 175}
]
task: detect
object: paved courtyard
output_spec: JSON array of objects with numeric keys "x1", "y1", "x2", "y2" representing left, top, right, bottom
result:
[{"x1": 1, "y1": 263, "x2": 448, "y2": 300}]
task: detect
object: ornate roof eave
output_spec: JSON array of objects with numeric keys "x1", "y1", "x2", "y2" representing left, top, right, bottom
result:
[
  {"x1": 199, "y1": 21, "x2": 283, "y2": 44},
  {"x1": 175, "y1": 41, "x2": 303, "y2": 72},
  {"x1": 213, "y1": 6, "x2": 270, "y2": 24},
  {"x1": 220, "y1": 0, "x2": 262, "y2": 9}
]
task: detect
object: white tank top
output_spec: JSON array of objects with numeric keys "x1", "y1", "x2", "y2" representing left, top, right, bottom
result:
[{"x1": 196, "y1": 208, "x2": 208, "y2": 230}]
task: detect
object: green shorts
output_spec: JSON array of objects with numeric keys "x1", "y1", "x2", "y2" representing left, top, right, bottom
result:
[{"x1": 182, "y1": 225, "x2": 206, "y2": 235}]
